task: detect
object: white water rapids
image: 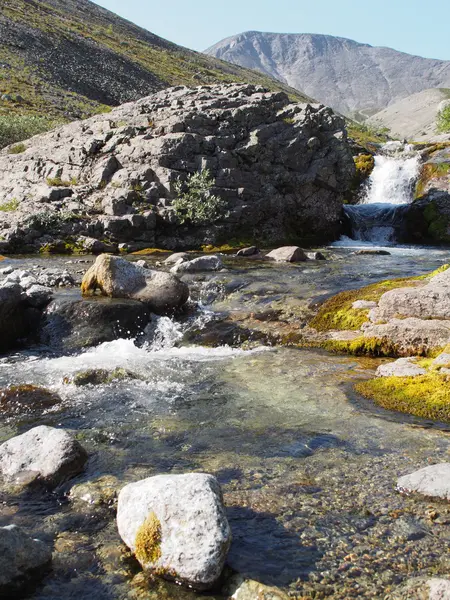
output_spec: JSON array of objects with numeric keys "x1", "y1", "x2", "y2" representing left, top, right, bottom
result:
[{"x1": 343, "y1": 143, "x2": 421, "y2": 244}]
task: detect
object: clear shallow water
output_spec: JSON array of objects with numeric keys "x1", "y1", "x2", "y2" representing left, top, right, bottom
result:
[{"x1": 1, "y1": 248, "x2": 450, "y2": 599}]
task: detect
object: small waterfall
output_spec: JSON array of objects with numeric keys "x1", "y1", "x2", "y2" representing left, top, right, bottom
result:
[{"x1": 343, "y1": 143, "x2": 420, "y2": 244}]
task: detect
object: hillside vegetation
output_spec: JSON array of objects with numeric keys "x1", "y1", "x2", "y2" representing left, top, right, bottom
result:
[{"x1": 0, "y1": 0, "x2": 310, "y2": 129}]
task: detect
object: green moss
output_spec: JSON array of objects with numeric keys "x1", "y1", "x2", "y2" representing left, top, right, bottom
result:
[
  {"x1": 422, "y1": 201, "x2": 450, "y2": 243},
  {"x1": 0, "y1": 198, "x2": 19, "y2": 212},
  {"x1": 130, "y1": 248, "x2": 170, "y2": 255},
  {"x1": 46, "y1": 176, "x2": 74, "y2": 187},
  {"x1": 135, "y1": 512, "x2": 162, "y2": 565},
  {"x1": 39, "y1": 240, "x2": 83, "y2": 254},
  {"x1": 355, "y1": 373, "x2": 450, "y2": 423},
  {"x1": 64, "y1": 368, "x2": 139, "y2": 386},
  {"x1": 352, "y1": 153, "x2": 375, "y2": 188},
  {"x1": 321, "y1": 337, "x2": 402, "y2": 357},
  {"x1": 415, "y1": 162, "x2": 450, "y2": 199}
]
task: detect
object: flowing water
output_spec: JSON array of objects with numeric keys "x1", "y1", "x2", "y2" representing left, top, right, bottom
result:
[
  {"x1": 1, "y1": 248, "x2": 450, "y2": 599},
  {"x1": 344, "y1": 144, "x2": 421, "y2": 244}
]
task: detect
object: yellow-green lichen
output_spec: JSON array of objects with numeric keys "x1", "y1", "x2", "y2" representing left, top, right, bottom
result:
[
  {"x1": 355, "y1": 372, "x2": 450, "y2": 423},
  {"x1": 135, "y1": 512, "x2": 162, "y2": 565}
]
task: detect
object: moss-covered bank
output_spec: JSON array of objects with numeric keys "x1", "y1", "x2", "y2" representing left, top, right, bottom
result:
[{"x1": 355, "y1": 373, "x2": 450, "y2": 423}]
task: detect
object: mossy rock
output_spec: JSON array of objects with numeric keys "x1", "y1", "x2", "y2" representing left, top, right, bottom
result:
[
  {"x1": 40, "y1": 239, "x2": 83, "y2": 254},
  {"x1": 355, "y1": 372, "x2": 450, "y2": 423},
  {"x1": 0, "y1": 384, "x2": 61, "y2": 416},
  {"x1": 131, "y1": 248, "x2": 171, "y2": 255},
  {"x1": 415, "y1": 162, "x2": 450, "y2": 199},
  {"x1": 423, "y1": 201, "x2": 450, "y2": 243},
  {"x1": 64, "y1": 368, "x2": 140, "y2": 386},
  {"x1": 352, "y1": 153, "x2": 375, "y2": 189},
  {"x1": 309, "y1": 266, "x2": 450, "y2": 334}
]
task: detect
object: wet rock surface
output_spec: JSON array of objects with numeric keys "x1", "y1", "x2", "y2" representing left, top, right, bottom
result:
[
  {"x1": 0, "y1": 524, "x2": 52, "y2": 598},
  {"x1": 41, "y1": 296, "x2": 151, "y2": 351}
]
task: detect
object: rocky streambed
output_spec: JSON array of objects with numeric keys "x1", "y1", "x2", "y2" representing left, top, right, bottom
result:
[{"x1": 0, "y1": 245, "x2": 450, "y2": 599}]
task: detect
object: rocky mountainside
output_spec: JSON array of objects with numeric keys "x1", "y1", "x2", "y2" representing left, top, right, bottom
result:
[
  {"x1": 368, "y1": 88, "x2": 450, "y2": 141},
  {"x1": 205, "y1": 31, "x2": 450, "y2": 116},
  {"x1": 0, "y1": 1, "x2": 310, "y2": 121},
  {"x1": 0, "y1": 84, "x2": 355, "y2": 253}
]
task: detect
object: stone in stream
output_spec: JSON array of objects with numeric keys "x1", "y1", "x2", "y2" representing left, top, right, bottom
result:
[
  {"x1": 355, "y1": 249, "x2": 391, "y2": 256},
  {"x1": 223, "y1": 574, "x2": 290, "y2": 599},
  {"x1": 0, "y1": 283, "x2": 30, "y2": 353},
  {"x1": 236, "y1": 246, "x2": 260, "y2": 257},
  {"x1": 64, "y1": 368, "x2": 140, "y2": 386},
  {"x1": 40, "y1": 296, "x2": 151, "y2": 351},
  {"x1": 0, "y1": 524, "x2": 52, "y2": 598},
  {"x1": 266, "y1": 246, "x2": 308, "y2": 262},
  {"x1": 0, "y1": 425, "x2": 88, "y2": 489},
  {"x1": 81, "y1": 254, "x2": 189, "y2": 314},
  {"x1": 396, "y1": 463, "x2": 450, "y2": 501},
  {"x1": 0, "y1": 385, "x2": 61, "y2": 417},
  {"x1": 164, "y1": 252, "x2": 190, "y2": 265},
  {"x1": 170, "y1": 255, "x2": 224, "y2": 274},
  {"x1": 376, "y1": 358, "x2": 427, "y2": 378},
  {"x1": 117, "y1": 473, "x2": 231, "y2": 590}
]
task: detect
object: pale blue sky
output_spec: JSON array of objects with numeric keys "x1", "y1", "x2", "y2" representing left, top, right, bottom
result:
[{"x1": 93, "y1": 0, "x2": 449, "y2": 60}]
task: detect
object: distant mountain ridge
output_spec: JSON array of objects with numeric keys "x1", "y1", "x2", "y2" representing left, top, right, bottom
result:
[
  {"x1": 0, "y1": 2, "x2": 311, "y2": 120},
  {"x1": 205, "y1": 31, "x2": 450, "y2": 116}
]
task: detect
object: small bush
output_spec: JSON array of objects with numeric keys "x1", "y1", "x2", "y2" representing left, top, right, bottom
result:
[
  {"x1": 172, "y1": 169, "x2": 228, "y2": 226},
  {"x1": 8, "y1": 143, "x2": 26, "y2": 154},
  {"x1": 436, "y1": 104, "x2": 450, "y2": 133},
  {"x1": 0, "y1": 115, "x2": 60, "y2": 150}
]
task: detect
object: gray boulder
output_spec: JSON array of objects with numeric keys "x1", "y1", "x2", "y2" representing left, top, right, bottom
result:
[
  {"x1": 266, "y1": 246, "x2": 308, "y2": 262},
  {"x1": 223, "y1": 575, "x2": 290, "y2": 600},
  {"x1": 397, "y1": 463, "x2": 450, "y2": 501},
  {"x1": 0, "y1": 425, "x2": 88, "y2": 488},
  {"x1": 24, "y1": 284, "x2": 53, "y2": 309},
  {"x1": 376, "y1": 358, "x2": 427, "y2": 378},
  {"x1": 170, "y1": 255, "x2": 224, "y2": 274},
  {"x1": 40, "y1": 296, "x2": 151, "y2": 351},
  {"x1": 81, "y1": 254, "x2": 189, "y2": 314},
  {"x1": 433, "y1": 353, "x2": 450, "y2": 367},
  {"x1": 0, "y1": 85, "x2": 355, "y2": 252},
  {"x1": 0, "y1": 525, "x2": 52, "y2": 598},
  {"x1": 117, "y1": 473, "x2": 231, "y2": 590}
]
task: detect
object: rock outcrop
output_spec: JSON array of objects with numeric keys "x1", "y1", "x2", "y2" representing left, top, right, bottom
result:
[
  {"x1": 81, "y1": 254, "x2": 189, "y2": 314},
  {"x1": 0, "y1": 525, "x2": 52, "y2": 598},
  {"x1": 0, "y1": 425, "x2": 88, "y2": 489},
  {"x1": 0, "y1": 84, "x2": 355, "y2": 252},
  {"x1": 117, "y1": 473, "x2": 231, "y2": 589}
]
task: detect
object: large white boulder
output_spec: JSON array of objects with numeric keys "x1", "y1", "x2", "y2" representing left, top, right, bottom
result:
[
  {"x1": 0, "y1": 425, "x2": 88, "y2": 488},
  {"x1": 397, "y1": 463, "x2": 450, "y2": 501},
  {"x1": 117, "y1": 473, "x2": 231, "y2": 589},
  {"x1": 81, "y1": 254, "x2": 189, "y2": 314}
]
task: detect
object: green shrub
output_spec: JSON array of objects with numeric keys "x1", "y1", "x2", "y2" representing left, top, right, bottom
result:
[
  {"x1": 8, "y1": 143, "x2": 26, "y2": 154},
  {"x1": 172, "y1": 169, "x2": 228, "y2": 225},
  {"x1": 46, "y1": 176, "x2": 77, "y2": 187},
  {"x1": 436, "y1": 105, "x2": 450, "y2": 133},
  {"x1": 0, "y1": 115, "x2": 59, "y2": 150}
]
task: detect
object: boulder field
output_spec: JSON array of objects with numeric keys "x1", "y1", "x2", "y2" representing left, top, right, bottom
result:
[{"x1": 0, "y1": 84, "x2": 355, "y2": 253}]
